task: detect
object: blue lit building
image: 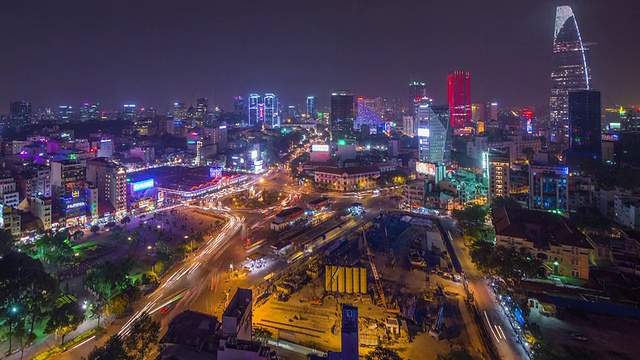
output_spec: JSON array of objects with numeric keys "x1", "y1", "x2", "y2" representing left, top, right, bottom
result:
[
  {"x1": 10, "y1": 100, "x2": 32, "y2": 129},
  {"x1": 51, "y1": 160, "x2": 88, "y2": 227},
  {"x1": 306, "y1": 96, "x2": 315, "y2": 118},
  {"x1": 569, "y1": 90, "x2": 601, "y2": 157},
  {"x1": 529, "y1": 164, "x2": 569, "y2": 213}
]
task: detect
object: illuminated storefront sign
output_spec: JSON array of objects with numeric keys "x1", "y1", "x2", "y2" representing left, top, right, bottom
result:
[
  {"x1": 312, "y1": 144, "x2": 329, "y2": 152},
  {"x1": 66, "y1": 201, "x2": 86, "y2": 209},
  {"x1": 132, "y1": 179, "x2": 154, "y2": 192},
  {"x1": 157, "y1": 191, "x2": 165, "y2": 203},
  {"x1": 416, "y1": 162, "x2": 436, "y2": 175},
  {"x1": 417, "y1": 128, "x2": 430, "y2": 137}
]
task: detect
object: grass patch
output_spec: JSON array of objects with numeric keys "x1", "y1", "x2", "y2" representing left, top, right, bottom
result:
[{"x1": 32, "y1": 327, "x2": 105, "y2": 360}]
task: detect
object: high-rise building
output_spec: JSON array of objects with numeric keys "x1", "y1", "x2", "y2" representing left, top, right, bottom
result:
[
  {"x1": 51, "y1": 160, "x2": 88, "y2": 226},
  {"x1": 173, "y1": 102, "x2": 187, "y2": 120},
  {"x1": 447, "y1": 71, "x2": 471, "y2": 129},
  {"x1": 355, "y1": 97, "x2": 384, "y2": 131},
  {"x1": 340, "y1": 305, "x2": 359, "y2": 360},
  {"x1": 263, "y1": 93, "x2": 279, "y2": 128},
  {"x1": 58, "y1": 105, "x2": 74, "y2": 122},
  {"x1": 471, "y1": 103, "x2": 485, "y2": 122},
  {"x1": 330, "y1": 91, "x2": 355, "y2": 140},
  {"x1": 233, "y1": 96, "x2": 245, "y2": 119},
  {"x1": 417, "y1": 98, "x2": 451, "y2": 164},
  {"x1": 409, "y1": 81, "x2": 427, "y2": 118},
  {"x1": 529, "y1": 164, "x2": 569, "y2": 213},
  {"x1": 87, "y1": 158, "x2": 127, "y2": 217},
  {"x1": 10, "y1": 101, "x2": 32, "y2": 129},
  {"x1": 486, "y1": 151, "x2": 510, "y2": 205},
  {"x1": 569, "y1": 90, "x2": 601, "y2": 157},
  {"x1": 550, "y1": 5, "x2": 591, "y2": 146},
  {"x1": 306, "y1": 96, "x2": 315, "y2": 118},
  {"x1": 89, "y1": 103, "x2": 100, "y2": 121},
  {"x1": 196, "y1": 98, "x2": 208, "y2": 119},
  {"x1": 123, "y1": 104, "x2": 137, "y2": 121},
  {"x1": 486, "y1": 102, "x2": 498, "y2": 122},
  {"x1": 248, "y1": 94, "x2": 260, "y2": 126},
  {"x1": 521, "y1": 110, "x2": 534, "y2": 135}
]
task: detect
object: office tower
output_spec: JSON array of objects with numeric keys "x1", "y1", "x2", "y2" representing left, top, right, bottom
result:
[
  {"x1": 355, "y1": 97, "x2": 383, "y2": 131},
  {"x1": 447, "y1": 71, "x2": 471, "y2": 129},
  {"x1": 86, "y1": 158, "x2": 127, "y2": 217},
  {"x1": 79, "y1": 103, "x2": 90, "y2": 122},
  {"x1": 123, "y1": 104, "x2": 137, "y2": 121},
  {"x1": 10, "y1": 101, "x2": 32, "y2": 129},
  {"x1": 89, "y1": 103, "x2": 100, "y2": 121},
  {"x1": 97, "y1": 138, "x2": 114, "y2": 158},
  {"x1": 233, "y1": 96, "x2": 245, "y2": 119},
  {"x1": 417, "y1": 98, "x2": 451, "y2": 164},
  {"x1": 486, "y1": 150, "x2": 510, "y2": 205},
  {"x1": 51, "y1": 160, "x2": 88, "y2": 226},
  {"x1": 486, "y1": 102, "x2": 498, "y2": 121},
  {"x1": 409, "y1": 81, "x2": 427, "y2": 119},
  {"x1": 263, "y1": 93, "x2": 279, "y2": 127},
  {"x1": 529, "y1": 164, "x2": 569, "y2": 213},
  {"x1": 248, "y1": 93, "x2": 260, "y2": 126},
  {"x1": 550, "y1": 5, "x2": 591, "y2": 145},
  {"x1": 173, "y1": 102, "x2": 187, "y2": 120},
  {"x1": 58, "y1": 105, "x2": 74, "y2": 122},
  {"x1": 471, "y1": 103, "x2": 485, "y2": 122},
  {"x1": 569, "y1": 90, "x2": 601, "y2": 156},
  {"x1": 330, "y1": 91, "x2": 355, "y2": 140},
  {"x1": 341, "y1": 305, "x2": 358, "y2": 360},
  {"x1": 306, "y1": 96, "x2": 316, "y2": 118},
  {"x1": 196, "y1": 98, "x2": 208, "y2": 119}
]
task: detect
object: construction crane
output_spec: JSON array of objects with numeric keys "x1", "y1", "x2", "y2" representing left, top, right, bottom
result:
[{"x1": 362, "y1": 228, "x2": 398, "y2": 312}]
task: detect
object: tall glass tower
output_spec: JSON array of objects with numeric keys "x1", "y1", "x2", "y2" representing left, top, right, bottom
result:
[{"x1": 550, "y1": 5, "x2": 591, "y2": 146}]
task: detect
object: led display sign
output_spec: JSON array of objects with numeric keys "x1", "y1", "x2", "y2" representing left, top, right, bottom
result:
[{"x1": 132, "y1": 179, "x2": 154, "y2": 192}]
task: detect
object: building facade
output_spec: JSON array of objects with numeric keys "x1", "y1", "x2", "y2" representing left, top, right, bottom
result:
[
  {"x1": 568, "y1": 90, "x2": 601, "y2": 157},
  {"x1": 314, "y1": 166, "x2": 380, "y2": 192},
  {"x1": 447, "y1": 71, "x2": 471, "y2": 129},
  {"x1": 549, "y1": 5, "x2": 591, "y2": 146},
  {"x1": 529, "y1": 164, "x2": 569, "y2": 213},
  {"x1": 330, "y1": 91, "x2": 355, "y2": 140}
]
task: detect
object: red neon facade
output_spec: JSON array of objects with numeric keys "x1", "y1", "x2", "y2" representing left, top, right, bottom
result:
[{"x1": 447, "y1": 71, "x2": 471, "y2": 129}]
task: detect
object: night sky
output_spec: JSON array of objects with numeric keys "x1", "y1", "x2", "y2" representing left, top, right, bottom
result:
[{"x1": 0, "y1": 0, "x2": 638, "y2": 113}]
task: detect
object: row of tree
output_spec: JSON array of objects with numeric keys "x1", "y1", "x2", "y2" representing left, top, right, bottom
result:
[{"x1": 85, "y1": 313, "x2": 160, "y2": 360}]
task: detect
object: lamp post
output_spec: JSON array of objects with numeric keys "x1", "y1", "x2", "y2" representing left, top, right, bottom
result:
[{"x1": 8, "y1": 306, "x2": 18, "y2": 353}]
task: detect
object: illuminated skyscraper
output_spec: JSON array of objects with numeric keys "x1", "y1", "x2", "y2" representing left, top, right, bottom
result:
[
  {"x1": 58, "y1": 105, "x2": 74, "y2": 122},
  {"x1": 264, "y1": 93, "x2": 279, "y2": 127},
  {"x1": 417, "y1": 98, "x2": 451, "y2": 164},
  {"x1": 330, "y1": 91, "x2": 354, "y2": 140},
  {"x1": 447, "y1": 71, "x2": 471, "y2": 129},
  {"x1": 10, "y1": 100, "x2": 32, "y2": 129},
  {"x1": 196, "y1": 98, "x2": 208, "y2": 120},
  {"x1": 550, "y1": 5, "x2": 591, "y2": 145},
  {"x1": 233, "y1": 96, "x2": 245, "y2": 120},
  {"x1": 569, "y1": 90, "x2": 601, "y2": 157},
  {"x1": 355, "y1": 97, "x2": 383, "y2": 131},
  {"x1": 173, "y1": 102, "x2": 187, "y2": 120},
  {"x1": 306, "y1": 96, "x2": 315, "y2": 118},
  {"x1": 409, "y1": 81, "x2": 427, "y2": 118},
  {"x1": 248, "y1": 94, "x2": 260, "y2": 126}
]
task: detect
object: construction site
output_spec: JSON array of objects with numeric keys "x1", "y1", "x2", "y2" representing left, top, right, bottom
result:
[{"x1": 252, "y1": 212, "x2": 481, "y2": 359}]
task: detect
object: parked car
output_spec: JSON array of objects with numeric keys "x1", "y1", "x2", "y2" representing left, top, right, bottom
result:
[{"x1": 571, "y1": 333, "x2": 588, "y2": 341}]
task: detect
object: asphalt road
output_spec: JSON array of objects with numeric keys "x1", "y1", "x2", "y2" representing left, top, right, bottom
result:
[{"x1": 441, "y1": 218, "x2": 528, "y2": 360}]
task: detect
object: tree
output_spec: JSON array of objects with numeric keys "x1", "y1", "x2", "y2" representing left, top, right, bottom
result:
[
  {"x1": 90, "y1": 225, "x2": 100, "y2": 234},
  {"x1": 85, "y1": 334, "x2": 130, "y2": 360},
  {"x1": 365, "y1": 345, "x2": 402, "y2": 360},
  {"x1": 490, "y1": 197, "x2": 522, "y2": 210},
  {"x1": 437, "y1": 348, "x2": 480, "y2": 360},
  {"x1": 124, "y1": 312, "x2": 160, "y2": 360},
  {"x1": 252, "y1": 327, "x2": 272, "y2": 344},
  {"x1": 0, "y1": 251, "x2": 60, "y2": 351},
  {"x1": 453, "y1": 204, "x2": 487, "y2": 236},
  {"x1": 45, "y1": 301, "x2": 84, "y2": 345},
  {"x1": 106, "y1": 294, "x2": 130, "y2": 317},
  {"x1": 35, "y1": 230, "x2": 74, "y2": 265},
  {"x1": 121, "y1": 216, "x2": 131, "y2": 226},
  {"x1": 154, "y1": 241, "x2": 174, "y2": 265},
  {"x1": 0, "y1": 229, "x2": 15, "y2": 256},
  {"x1": 84, "y1": 259, "x2": 133, "y2": 301},
  {"x1": 470, "y1": 242, "x2": 543, "y2": 284}
]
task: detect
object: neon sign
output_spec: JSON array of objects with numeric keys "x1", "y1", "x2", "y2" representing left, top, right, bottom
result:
[{"x1": 132, "y1": 179, "x2": 154, "y2": 192}]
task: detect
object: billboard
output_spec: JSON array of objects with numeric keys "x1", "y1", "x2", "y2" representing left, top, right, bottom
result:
[
  {"x1": 132, "y1": 179, "x2": 154, "y2": 192},
  {"x1": 416, "y1": 162, "x2": 436, "y2": 175},
  {"x1": 417, "y1": 128, "x2": 430, "y2": 137},
  {"x1": 311, "y1": 144, "x2": 330, "y2": 152}
]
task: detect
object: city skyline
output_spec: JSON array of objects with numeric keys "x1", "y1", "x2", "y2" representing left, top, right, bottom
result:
[{"x1": 0, "y1": 1, "x2": 638, "y2": 112}]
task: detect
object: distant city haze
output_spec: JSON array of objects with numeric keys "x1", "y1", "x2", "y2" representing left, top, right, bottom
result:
[{"x1": 0, "y1": 0, "x2": 638, "y2": 111}]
